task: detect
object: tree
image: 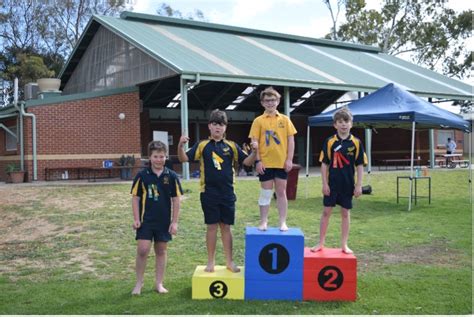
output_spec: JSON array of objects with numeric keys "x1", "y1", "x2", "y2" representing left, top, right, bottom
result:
[
  {"x1": 323, "y1": 0, "x2": 472, "y2": 111},
  {"x1": 0, "y1": 0, "x2": 130, "y2": 106},
  {"x1": 156, "y1": 2, "x2": 207, "y2": 21}
]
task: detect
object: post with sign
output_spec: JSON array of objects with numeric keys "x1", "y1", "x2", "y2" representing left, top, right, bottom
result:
[
  {"x1": 303, "y1": 247, "x2": 357, "y2": 301},
  {"x1": 244, "y1": 227, "x2": 304, "y2": 300}
]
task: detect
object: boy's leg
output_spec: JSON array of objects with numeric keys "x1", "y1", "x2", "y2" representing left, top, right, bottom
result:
[
  {"x1": 132, "y1": 239, "x2": 152, "y2": 295},
  {"x1": 274, "y1": 177, "x2": 288, "y2": 231},
  {"x1": 340, "y1": 207, "x2": 353, "y2": 254},
  {"x1": 310, "y1": 206, "x2": 333, "y2": 252},
  {"x1": 205, "y1": 224, "x2": 218, "y2": 272},
  {"x1": 154, "y1": 241, "x2": 168, "y2": 293},
  {"x1": 258, "y1": 180, "x2": 273, "y2": 230},
  {"x1": 219, "y1": 223, "x2": 240, "y2": 273}
]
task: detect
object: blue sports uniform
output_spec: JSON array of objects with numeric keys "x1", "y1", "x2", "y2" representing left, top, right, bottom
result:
[
  {"x1": 186, "y1": 138, "x2": 247, "y2": 224},
  {"x1": 320, "y1": 134, "x2": 367, "y2": 209},
  {"x1": 131, "y1": 167, "x2": 183, "y2": 241}
]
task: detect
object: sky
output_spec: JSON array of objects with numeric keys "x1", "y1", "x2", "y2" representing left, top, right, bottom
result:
[{"x1": 130, "y1": 0, "x2": 472, "y2": 113}]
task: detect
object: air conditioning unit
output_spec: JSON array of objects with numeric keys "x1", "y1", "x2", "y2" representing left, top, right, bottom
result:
[{"x1": 24, "y1": 83, "x2": 39, "y2": 100}]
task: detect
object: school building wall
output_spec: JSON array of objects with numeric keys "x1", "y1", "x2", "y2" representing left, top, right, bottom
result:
[{"x1": 0, "y1": 90, "x2": 141, "y2": 182}]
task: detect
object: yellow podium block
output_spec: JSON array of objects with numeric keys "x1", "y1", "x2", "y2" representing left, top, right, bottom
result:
[{"x1": 192, "y1": 265, "x2": 245, "y2": 300}]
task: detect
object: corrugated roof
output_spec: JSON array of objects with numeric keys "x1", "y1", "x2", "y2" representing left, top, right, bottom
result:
[{"x1": 60, "y1": 11, "x2": 472, "y2": 100}]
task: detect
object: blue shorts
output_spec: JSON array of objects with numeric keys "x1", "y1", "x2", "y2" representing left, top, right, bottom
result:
[
  {"x1": 135, "y1": 222, "x2": 171, "y2": 242},
  {"x1": 258, "y1": 168, "x2": 288, "y2": 182},
  {"x1": 323, "y1": 191, "x2": 353, "y2": 209},
  {"x1": 200, "y1": 192, "x2": 236, "y2": 225}
]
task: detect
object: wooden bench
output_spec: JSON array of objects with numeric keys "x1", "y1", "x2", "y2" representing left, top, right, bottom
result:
[
  {"x1": 378, "y1": 158, "x2": 421, "y2": 171},
  {"x1": 45, "y1": 166, "x2": 136, "y2": 181},
  {"x1": 45, "y1": 167, "x2": 90, "y2": 181}
]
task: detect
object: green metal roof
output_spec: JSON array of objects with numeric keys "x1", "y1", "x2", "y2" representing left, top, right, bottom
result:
[{"x1": 60, "y1": 11, "x2": 472, "y2": 100}]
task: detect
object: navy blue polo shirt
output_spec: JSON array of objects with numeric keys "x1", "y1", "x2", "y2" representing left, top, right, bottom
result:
[
  {"x1": 187, "y1": 138, "x2": 247, "y2": 195},
  {"x1": 319, "y1": 134, "x2": 367, "y2": 194},
  {"x1": 130, "y1": 167, "x2": 183, "y2": 226}
]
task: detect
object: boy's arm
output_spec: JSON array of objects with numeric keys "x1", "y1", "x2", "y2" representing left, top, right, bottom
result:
[
  {"x1": 243, "y1": 141, "x2": 258, "y2": 166},
  {"x1": 354, "y1": 164, "x2": 364, "y2": 198},
  {"x1": 321, "y1": 162, "x2": 330, "y2": 196},
  {"x1": 177, "y1": 135, "x2": 190, "y2": 162},
  {"x1": 132, "y1": 196, "x2": 141, "y2": 229},
  {"x1": 284, "y1": 135, "x2": 295, "y2": 172},
  {"x1": 169, "y1": 196, "x2": 181, "y2": 235}
]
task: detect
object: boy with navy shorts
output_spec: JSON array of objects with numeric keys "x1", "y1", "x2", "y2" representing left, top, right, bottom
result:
[
  {"x1": 178, "y1": 109, "x2": 257, "y2": 273},
  {"x1": 249, "y1": 87, "x2": 297, "y2": 231},
  {"x1": 131, "y1": 141, "x2": 183, "y2": 295},
  {"x1": 311, "y1": 107, "x2": 367, "y2": 254}
]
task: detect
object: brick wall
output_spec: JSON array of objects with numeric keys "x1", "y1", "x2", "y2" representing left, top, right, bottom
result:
[{"x1": 0, "y1": 91, "x2": 141, "y2": 181}]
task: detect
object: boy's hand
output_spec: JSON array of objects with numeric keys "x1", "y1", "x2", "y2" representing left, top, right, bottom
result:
[
  {"x1": 132, "y1": 220, "x2": 141, "y2": 230},
  {"x1": 354, "y1": 185, "x2": 362, "y2": 198},
  {"x1": 169, "y1": 222, "x2": 178, "y2": 235},
  {"x1": 284, "y1": 159, "x2": 293, "y2": 172},
  {"x1": 256, "y1": 161, "x2": 265, "y2": 175},
  {"x1": 250, "y1": 141, "x2": 258, "y2": 151},
  {"x1": 179, "y1": 135, "x2": 189, "y2": 146},
  {"x1": 322, "y1": 184, "x2": 330, "y2": 196}
]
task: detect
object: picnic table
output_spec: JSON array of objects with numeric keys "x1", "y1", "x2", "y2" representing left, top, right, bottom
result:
[{"x1": 436, "y1": 154, "x2": 468, "y2": 168}]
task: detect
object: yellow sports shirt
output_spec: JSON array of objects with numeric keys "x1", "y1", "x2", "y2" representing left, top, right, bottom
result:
[{"x1": 249, "y1": 111, "x2": 297, "y2": 168}]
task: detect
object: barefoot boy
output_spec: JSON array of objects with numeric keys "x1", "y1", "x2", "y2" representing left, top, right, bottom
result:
[
  {"x1": 311, "y1": 107, "x2": 366, "y2": 254},
  {"x1": 249, "y1": 87, "x2": 297, "y2": 231},
  {"x1": 178, "y1": 109, "x2": 257, "y2": 273},
  {"x1": 131, "y1": 141, "x2": 183, "y2": 294}
]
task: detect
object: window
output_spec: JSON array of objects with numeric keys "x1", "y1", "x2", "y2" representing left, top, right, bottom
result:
[
  {"x1": 5, "y1": 125, "x2": 17, "y2": 151},
  {"x1": 437, "y1": 130, "x2": 454, "y2": 147}
]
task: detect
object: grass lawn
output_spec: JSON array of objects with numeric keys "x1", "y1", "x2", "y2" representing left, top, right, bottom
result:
[{"x1": 0, "y1": 169, "x2": 472, "y2": 314}]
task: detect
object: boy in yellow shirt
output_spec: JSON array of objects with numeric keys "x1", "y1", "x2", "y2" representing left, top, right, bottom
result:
[{"x1": 249, "y1": 87, "x2": 297, "y2": 231}]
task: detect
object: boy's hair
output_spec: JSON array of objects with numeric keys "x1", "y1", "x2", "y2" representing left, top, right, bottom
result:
[
  {"x1": 209, "y1": 109, "x2": 228, "y2": 125},
  {"x1": 148, "y1": 140, "x2": 167, "y2": 156},
  {"x1": 333, "y1": 107, "x2": 353, "y2": 123},
  {"x1": 260, "y1": 87, "x2": 281, "y2": 100}
]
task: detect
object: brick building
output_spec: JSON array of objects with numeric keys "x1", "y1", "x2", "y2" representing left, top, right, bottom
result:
[{"x1": 0, "y1": 12, "x2": 471, "y2": 182}]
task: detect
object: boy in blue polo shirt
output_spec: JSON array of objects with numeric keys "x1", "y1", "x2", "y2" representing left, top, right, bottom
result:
[
  {"x1": 311, "y1": 107, "x2": 367, "y2": 254},
  {"x1": 131, "y1": 141, "x2": 183, "y2": 295},
  {"x1": 178, "y1": 109, "x2": 257, "y2": 273}
]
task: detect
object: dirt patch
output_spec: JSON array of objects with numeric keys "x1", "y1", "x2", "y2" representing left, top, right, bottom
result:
[
  {"x1": 357, "y1": 240, "x2": 461, "y2": 273},
  {"x1": 0, "y1": 215, "x2": 59, "y2": 243}
]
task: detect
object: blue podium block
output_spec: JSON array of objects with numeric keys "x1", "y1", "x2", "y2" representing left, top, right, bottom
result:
[{"x1": 244, "y1": 227, "x2": 304, "y2": 300}]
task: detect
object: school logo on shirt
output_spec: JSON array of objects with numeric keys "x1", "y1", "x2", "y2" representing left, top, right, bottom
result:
[
  {"x1": 347, "y1": 146, "x2": 355, "y2": 156},
  {"x1": 163, "y1": 176, "x2": 169, "y2": 184},
  {"x1": 278, "y1": 121, "x2": 285, "y2": 129},
  {"x1": 222, "y1": 146, "x2": 231, "y2": 156}
]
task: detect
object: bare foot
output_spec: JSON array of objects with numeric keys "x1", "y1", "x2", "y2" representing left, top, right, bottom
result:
[
  {"x1": 226, "y1": 263, "x2": 241, "y2": 273},
  {"x1": 310, "y1": 244, "x2": 323, "y2": 252},
  {"x1": 258, "y1": 222, "x2": 267, "y2": 231},
  {"x1": 155, "y1": 284, "x2": 169, "y2": 293},
  {"x1": 279, "y1": 223, "x2": 288, "y2": 231},
  {"x1": 342, "y1": 246, "x2": 353, "y2": 254},
  {"x1": 131, "y1": 282, "x2": 143, "y2": 295},
  {"x1": 204, "y1": 263, "x2": 215, "y2": 272}
]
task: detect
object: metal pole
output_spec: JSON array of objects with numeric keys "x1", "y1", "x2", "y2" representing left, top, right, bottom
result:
[
  {"x1": 429, "y1": 129, "x2": 435, "y2": 169},
  {"x1": 305, "y1": 125, "x2": 310, "y2": 198},
  {"x1": 365, "y1": 128, "x2": 372, "y2": 183},
  {"x1": 180, "y1": 77, "x2": 190, "y2": 180},
  {"x1": 408, "y1": 121, "x2": 416, "y2": 211},
  {"x1": 284, "y1": 86, "x2": 290, "y2": 116}
]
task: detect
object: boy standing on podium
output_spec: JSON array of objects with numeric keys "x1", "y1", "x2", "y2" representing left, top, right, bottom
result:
[
  {"x1": 178, "y1": 109, "x2": 257, "y2": 273},
  {"x1": 311, "y1": 107, "x2": 367, "y2": 254}
]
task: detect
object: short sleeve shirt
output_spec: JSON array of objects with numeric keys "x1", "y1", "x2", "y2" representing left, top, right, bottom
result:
[
  {"x1": 130, "y1": 167, "x2": 183, "y2": 228},
  {"x1": 186, "y1": 138, "x2": 247, "y2": 195},
  {"x1": 249, "y1": 111, "x2": 297, "y2": 168},
  {"x1": 319, "y1": 134, "x2": 367, "y2": 194}
]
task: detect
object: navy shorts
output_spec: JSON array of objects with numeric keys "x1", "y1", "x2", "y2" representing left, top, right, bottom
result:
[
  {"x1": 136, "y1": 222, "x2": 171, "y2": 242},
  {"x1": 258, "y1": 168, "x2": 288, "y2": 182},
  {"x1": 200, "y1": 192, "x2": 236, "y2": 225},
  {"x1": 323, "y1": 190, "x2": 353, "y2": 209}
]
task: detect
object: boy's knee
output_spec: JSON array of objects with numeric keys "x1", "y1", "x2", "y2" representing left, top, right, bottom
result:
[
  {"x1": 258, "y1": 189, "x2": 273, "y2": 206},
  {"x1": 137, "y1": 247, "x2": 150, "y2": 257}
]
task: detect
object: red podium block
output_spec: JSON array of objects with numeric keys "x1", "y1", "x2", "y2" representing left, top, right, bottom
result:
[{"x1": 303, "y1": 247, "x2": 357, "y2": 301}]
